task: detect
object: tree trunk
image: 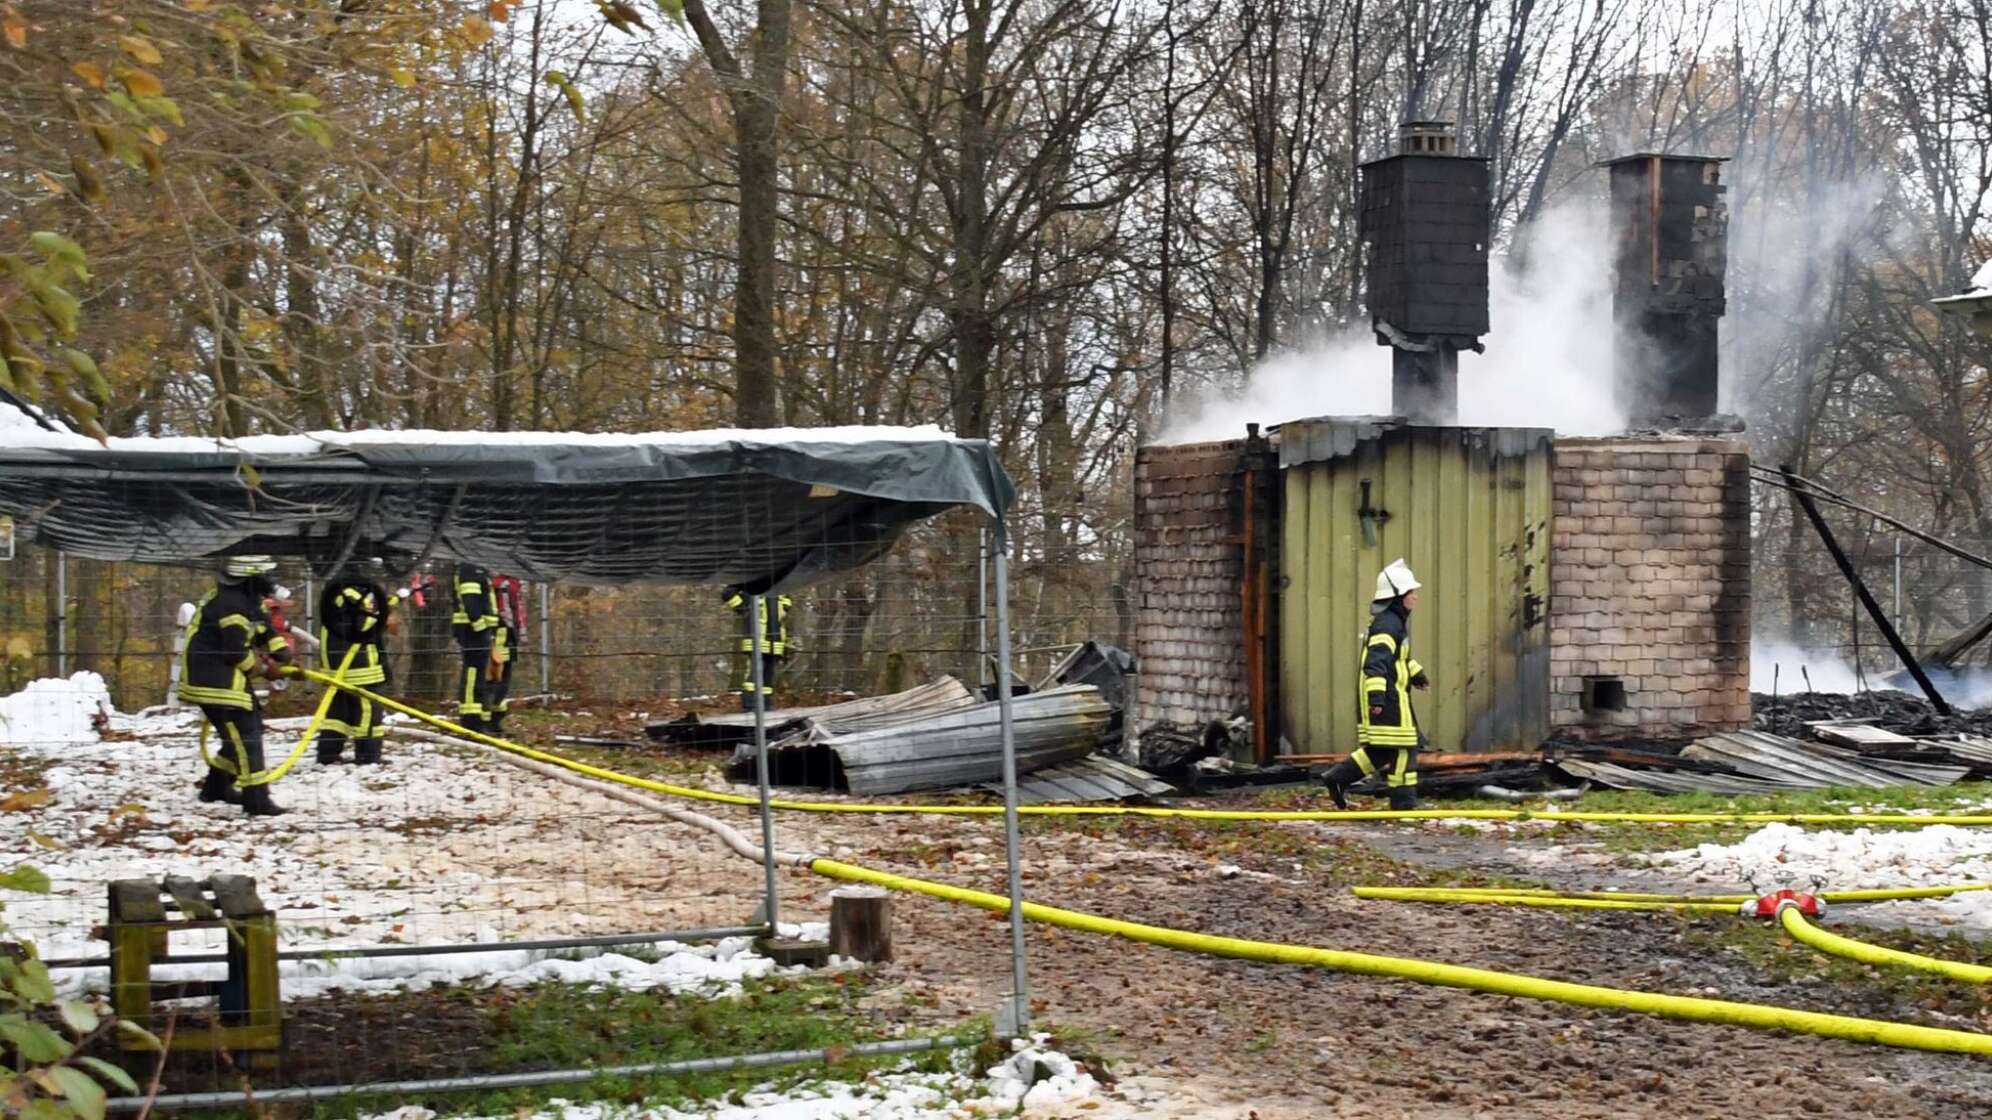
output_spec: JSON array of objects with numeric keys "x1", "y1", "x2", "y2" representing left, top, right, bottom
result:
[{"x1": 734, "y1": 95, "x2": 783, "y2": 428}]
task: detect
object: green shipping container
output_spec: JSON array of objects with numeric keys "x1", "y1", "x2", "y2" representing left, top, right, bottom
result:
[{"x1": 1279, "y1": 419, "x2": 1553, "y2": 755}]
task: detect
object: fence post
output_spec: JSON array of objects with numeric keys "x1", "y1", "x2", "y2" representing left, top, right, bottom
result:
[
  {"x1": 538, "y1": 582, "x2": 552, "y2": 696},
  {"x1": 992, "y1": 535, "x2": 1030, "y2": 1036},
  {"x1": 749, "y1": 593, "x2": 780, "y2": 935},
  {"x1": 55, "y1": 550, "x2": 66, "y2": 678}
]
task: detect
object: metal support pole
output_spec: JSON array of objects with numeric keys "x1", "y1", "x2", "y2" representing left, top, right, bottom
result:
[
  {"x1": 1782, "y1": 466, "x2": 1948, "y2": 713},
  {"x1": 991, "y1": 538, "x2": 1030, "y2": 1035},
  {"x1": 538, "y1": 581, "x2": 552, "y2": 696},
  {"x1": 749, "y1": 592, "x2": 780, "y2": 934},
  {"x1": 977, "y1": 528, "x2": 991, "y2": 690},
  {"x1": 54, "y1": 549, "x2": 66, "y2": 677},
  {"x1": 1894, "y1": 534, "x2": 1904, "y2": 635}
]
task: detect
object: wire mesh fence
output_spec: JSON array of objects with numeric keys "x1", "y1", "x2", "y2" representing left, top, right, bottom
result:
[{"x1": 0, "y1": 498, "x2": 1127, "y2": 1102}]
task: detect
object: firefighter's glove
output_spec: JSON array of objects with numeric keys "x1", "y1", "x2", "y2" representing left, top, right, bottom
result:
[{"x1": 1410, "y1": 672, "x2": 1430, "y2": 690}]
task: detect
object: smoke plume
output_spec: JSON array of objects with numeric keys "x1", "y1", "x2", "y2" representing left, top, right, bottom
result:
[{"x1": 1159, "y1": 198, "x2": 1623, "y2": 444}]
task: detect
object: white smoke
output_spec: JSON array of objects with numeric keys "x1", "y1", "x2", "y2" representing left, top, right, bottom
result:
[
  {"x1": 1159, "y1": 197, "x2": 1622, "y2": 444},
  {"x1": 1749, "y1": 640, "x2": 1865, "y2": 694}
]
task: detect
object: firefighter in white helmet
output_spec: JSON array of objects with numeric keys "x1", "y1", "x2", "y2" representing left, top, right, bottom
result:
[{"x1": 1319, "y1": 558, "x2": 1428, "y2": 811}]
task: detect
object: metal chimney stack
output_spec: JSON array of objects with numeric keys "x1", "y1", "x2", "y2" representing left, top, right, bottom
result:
[
  {"x1": 1601, "y1": 153, "x2": 1730, "y2": 427},
  {"x1": 1359, "y1": 121, "x2": 1490, "y2": 424}
]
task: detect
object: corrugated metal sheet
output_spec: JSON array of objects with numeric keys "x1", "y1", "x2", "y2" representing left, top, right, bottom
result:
[
  {"x1": 1946, "y1": 736, "x2": 1992, "y2": 765},
  {"x1": 1278, "y1": 419, "x2": 1554, "y2": 754},
  {"x1": 650, "y1": 678, "x2": 979, "y2": 748},
  {"x1": 1681, "y1": 731, "x2": 1966, "y2": 788},
  {"x1": 985, "y1": 755, "x2": 1177, "y2": 804},
  {"x1": 1554, "y1": 758, "x2": 1795, "y2": 795},
  {"x1": 766, "y1": 684, "x2": 1115, "y2": 796}
]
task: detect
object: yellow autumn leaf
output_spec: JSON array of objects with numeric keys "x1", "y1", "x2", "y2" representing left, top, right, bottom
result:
[
  {"x1": 460, "y1": 14, "x2": 495, "y2": 47},
  {"x1": 117, "y1": 34, "x2": 162, "y2": 66},
  {"x1": 71, "y1": 60, "x2": 106, "y2": 89},
  {"x1": 388, "y1": 66, "x2": 416, "y2": 88},
  {"x1": 117, "y1": 66, "x2": 164, "y2": 98},
  {"x1": 3, "y1": 8, "x2": 25, "y2": 50}
]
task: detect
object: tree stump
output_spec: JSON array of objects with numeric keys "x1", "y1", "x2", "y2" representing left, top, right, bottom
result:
[{"x1": 828, "y1": 885, "x2": 893, "y2": 963}]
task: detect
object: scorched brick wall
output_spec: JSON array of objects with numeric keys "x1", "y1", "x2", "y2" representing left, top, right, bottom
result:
[
  {"x1": 1549, "y1": 436, "x2": 1752, "y2": 738},
  {"x1": 1132, "y1": 440, "x2": 1249, "y2": 733}
]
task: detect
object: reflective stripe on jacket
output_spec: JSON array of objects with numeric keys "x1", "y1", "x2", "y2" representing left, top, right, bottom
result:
[
  {"x1": 318, "y1": 578, "x2": 390, "y2": 686},
  {"x1": 726, "y1": 593, "x2": 793, "y2": 656},
  {"x1": 451, "y1": 564, "x2": 497, "y2": 646}
]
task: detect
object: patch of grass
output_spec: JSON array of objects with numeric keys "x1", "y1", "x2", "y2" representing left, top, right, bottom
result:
[{"x1": 257, "y1": 973, "x2": 971, "y2": 1119}]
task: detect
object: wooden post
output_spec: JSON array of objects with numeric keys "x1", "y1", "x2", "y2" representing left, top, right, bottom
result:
[{"x1": 828, "y1": 885, "x2": 893, "y2": 963}]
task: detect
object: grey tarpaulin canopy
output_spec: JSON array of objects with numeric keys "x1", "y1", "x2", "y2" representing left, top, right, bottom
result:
[{"x1": 0, "y1": 420, "x2": 1014, "y2": 589}]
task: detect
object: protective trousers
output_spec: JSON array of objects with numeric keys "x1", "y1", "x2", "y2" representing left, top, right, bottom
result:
[
  {"x1": 739, "y1": 653, "x2": 780, "y2": 711},
  {"x1": 459, "y1": 643, "x2": 491, "y2": 731},
  {"x1": 316, "y1": 689, "x2": 382, "y2": 764},
  {"x1": 1321, "y1": 745, "x2": 1420, "y2": 810},
  {"x1": 198, "y1": 704, "x2": 281, "y2": 813}
]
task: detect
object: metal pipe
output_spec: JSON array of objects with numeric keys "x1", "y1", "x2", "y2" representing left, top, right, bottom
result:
[
  {"x1": 977, "y1": 528, "x2": 990, "y2": 690},
  {"x1": 749, "y1": 593, "x2": 781, "y2": 932},
  {"x1": 55, "y1": 549, "x2": 66, "y2": 677},
  {"x1": 1780, "y1": 465, "x2": 1949, "y2": 713},
  {"x1": 41, "y1": 926, "x2": 768, "y2": 971},
  {"x1": 538, "y1": 581, "x2": 552, "y2": 695},
  {"x1": 991, "y1": 538, "x2": 1030, "y2": 1036},
  {"x1": 1894, "y1": 534, "x2": 1903, "y2": 635},
  {"x1": 105, "y1": 1034, "x2": 971, "y2": 1113}
]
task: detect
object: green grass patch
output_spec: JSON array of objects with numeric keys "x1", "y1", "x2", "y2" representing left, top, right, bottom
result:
[{"x1": 195, "y1": 972, "x2": 974, "y2": 1119}]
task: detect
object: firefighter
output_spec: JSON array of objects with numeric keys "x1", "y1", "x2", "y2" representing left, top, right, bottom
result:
[
  {"x1": 724, "y1": 588, "x2": 792, "y2": 711},
  {"x1": 487, "y1": 573, "x2": 525, "y2": 736},
  {"x1": 451, "y1": 561, "x2": 499, "y2": 732},
  {"x1": 1320, "y1": 558, "x2": 1428, "y2": 811},
  {"x1": 315, "y1": 559, "x2": 394, "y2": 765},
  {"x1": 178, "y1": 555, "x2": 292, "y2": 816}
]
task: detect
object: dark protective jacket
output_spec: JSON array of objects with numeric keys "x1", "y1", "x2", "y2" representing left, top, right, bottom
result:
[
  {"x1": 726, "y1": 592, "x2": 793, "y2": 656},
  {"x1": 318, "y1": 578, "x2": 390, "y2": 686},
  {"x1": 177, "y1": 582, "x2": 291, "y2": 710},
  {"x1": 1356, "y1": 601, "x2": 1424, "y2": 747},
  {"x1": 451, "y1": 564, "x2": 498, "y2": 649}
]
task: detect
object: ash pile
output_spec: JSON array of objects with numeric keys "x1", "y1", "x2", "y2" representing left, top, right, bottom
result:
[{"x1": 1753, "y1": 690, "x2": 1992, "y2": 740}]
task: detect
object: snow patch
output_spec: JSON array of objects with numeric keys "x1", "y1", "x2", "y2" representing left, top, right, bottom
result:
[
  {"x1": 0, "y1": 673, "x2": 111, "y2": 746},
  {"x1": 1655, "y1": 822, "x2": 1992, "y2": 931}
]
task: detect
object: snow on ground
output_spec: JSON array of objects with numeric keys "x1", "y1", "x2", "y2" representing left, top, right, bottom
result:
[
  {"x1": 0, "y1": 671, "x2": 112, "y2": 745},
  {"x1": 1655, "y1": 822, "x2": 1992, "y2": 931},
  {"x1": 366, "y1": 1037, "x2": 1100, "y2": 1120},
  {"x1": 0, "y1": 681, "x2": 820, "y2": 997}
]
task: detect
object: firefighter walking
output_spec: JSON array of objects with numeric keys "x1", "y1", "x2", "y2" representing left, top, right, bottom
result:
[
  {"x1": 1320, "y1": 558, "x2": 1428, "y2": 811},
  {"x1": 725, "y1": 589, "x2": 791, "y2": 711},
  {"x1": 178, "y1": 556, "x2": 293, "y2": 816},
  {"x1": 452, "y1": 562, "x2": 500, "y2": 732},
  {"x1": 315, "y1": 559, "x2": 394, "y2": 765}
]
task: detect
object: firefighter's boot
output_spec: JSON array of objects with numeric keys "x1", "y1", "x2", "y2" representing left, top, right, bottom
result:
[
  {"x1": 1388, "y1": 786, "x2": 1420, "y2": 812},
  {"x1": 240, "y1": 784, "x2": 287, "y2": 817},
  {"x1": 197, "y1": 767, "x2": 241, "y2": 805},
  {"x1": 1318, "y1": 759, "x2": 1361, "y2": 811},
  {"x1": 315, "y1": 733, "x2": 347, "y2": 765},
  {"x1": 354, "y1": 738, "x2": 383, "y2": 765}
]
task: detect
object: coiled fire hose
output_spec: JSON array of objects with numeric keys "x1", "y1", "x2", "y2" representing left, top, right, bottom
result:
[{"x1": 296, "y1": 668, "x2": 1992, "y2": 1057}]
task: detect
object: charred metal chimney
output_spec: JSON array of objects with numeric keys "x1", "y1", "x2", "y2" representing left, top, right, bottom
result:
[
  {"x1": 1359, "y1": 121, "x2": 1491, "y2": 425},
  {"x1": 1601, "y1": 153, "x2": 1730, "y2": 426}
]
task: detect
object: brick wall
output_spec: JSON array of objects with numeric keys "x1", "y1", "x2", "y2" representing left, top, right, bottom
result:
[
  {"x1": 1132, "y1": 440, "x2": 1249, "y2": 735},
  {"x1": 1549, "y1": 436, "x2": 1751, "y2": 738}
]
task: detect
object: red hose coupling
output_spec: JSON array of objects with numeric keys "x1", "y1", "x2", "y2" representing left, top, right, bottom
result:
[{"x1": 1739, "y1": 889, "x2": 1826, "y2": 920}]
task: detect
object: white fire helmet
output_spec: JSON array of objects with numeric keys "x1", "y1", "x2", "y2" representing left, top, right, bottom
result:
[{"x1": 1373, "y1": 558, "x2": 1422, "y2": 602}]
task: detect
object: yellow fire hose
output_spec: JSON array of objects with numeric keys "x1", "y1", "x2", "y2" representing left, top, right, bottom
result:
[
  {"x1": 199, "y1": 645, "x2": 356, "y2": 788},
  {"x1": 808, "y1": 859, "x2": 1992, "y2": 1056},
  {"x1": 1355, "y1": 884, "x2": 1992, "y2": 906},
  {"x1": 289, "y1": 668, "x2": 1992, "y2": 828},
  {"x1": 295, "y1": 668, "x2": 1992, "y2": 1056},
  {"x1": 1778, "y1": 908, "x2": 1992, "y2": 986},
  {"x1": 1350, "y1": 888, "x2": 1737, "y2": 912}
]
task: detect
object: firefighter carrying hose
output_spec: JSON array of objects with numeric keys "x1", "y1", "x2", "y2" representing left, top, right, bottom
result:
[
  {"x1": 725, "y1": 588, "x2": 792, "y2": 711},
  {"x1": 315, "y1": 558, "x2": 395, "y2": 765},
  {"x1": 452, "y1": 561, "x2": 500, "y2": 732},
  {"x1": 178, "y1": 555, "x2": 292, "y2": 816},
  {"x1": 1320, "y1": 558, "x2": 1428, "y2": 811}
]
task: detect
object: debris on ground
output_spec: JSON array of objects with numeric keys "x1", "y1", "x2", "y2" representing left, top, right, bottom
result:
[{"x1": 1754, "y1": 688, "x2": 1992, "y2": 739}]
